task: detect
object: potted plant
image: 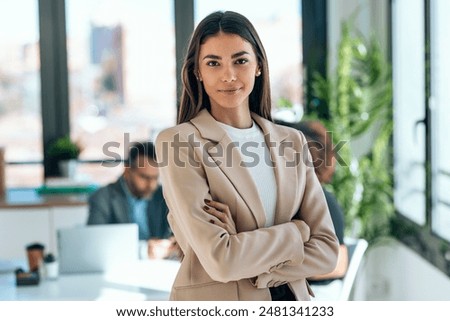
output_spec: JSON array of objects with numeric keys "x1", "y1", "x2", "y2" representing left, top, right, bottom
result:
[
  {"x1": 47, "y1": 135, "x2": 81, "y2": 178},
  {"x1": 308, "y1": 18, "x2": 394, "y2": 242}
]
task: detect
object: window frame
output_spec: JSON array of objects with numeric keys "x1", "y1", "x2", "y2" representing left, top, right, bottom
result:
[
  {"x1": 391, "y1": 0, "x2": 450, "y2": 277},
  {"x1": 39, "y1": 0, "x2": 70, "y2": 177}
]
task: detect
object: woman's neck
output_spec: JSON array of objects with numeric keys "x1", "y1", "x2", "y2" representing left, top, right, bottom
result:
[{"x1": 210, "y1": 106, "x2": 252, "y2": 129}]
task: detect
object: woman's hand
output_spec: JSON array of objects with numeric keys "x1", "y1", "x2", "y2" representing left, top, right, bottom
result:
[
  {"x1": 203, "y1": 199, "x2": 237, "y2": 235},
  {"x1": 147, "y1": 236, "x2": 183, "y2": 261}
]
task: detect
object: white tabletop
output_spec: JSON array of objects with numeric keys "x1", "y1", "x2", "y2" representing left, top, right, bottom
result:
[{"x1": 0, "y1": 259, "x2": 180, "y2": 301}]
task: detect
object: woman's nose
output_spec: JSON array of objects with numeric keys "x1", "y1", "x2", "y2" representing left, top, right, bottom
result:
[{"x1": 221, "y1": 66, "x2": 236, "y2": 82}]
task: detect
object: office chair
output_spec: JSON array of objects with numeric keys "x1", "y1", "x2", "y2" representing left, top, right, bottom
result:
[{"x1": 338, "y1": 237, "x2": 369, "y2": 300}]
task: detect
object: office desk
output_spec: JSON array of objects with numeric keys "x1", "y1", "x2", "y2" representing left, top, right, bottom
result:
[
  {"x1": 0, "y1": 259, "x2": 180, "y2": 301},
  {"x1": 0, "y1": 187, "x2": 91, "y2": 209}
]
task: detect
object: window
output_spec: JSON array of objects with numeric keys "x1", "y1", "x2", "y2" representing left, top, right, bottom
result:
[
  {"x1": 392, "y1": 0, "x2": 426, "y2": 225},
  {"x1": 392, "y1": 0, "x2": 450, "y2": 270},
  {"x1": 195, "y1": 0, "x2": 303, "y2": 117},
  {"x1": 431, "y1": 0, "x2": 450, "y2": 242},
  {"x1": 0, "y1": 0, "x2": 311, "y2": 188},
  {"x1": 0, "y1": 0, "x2": 43, "y2": 187},
  {"x1": 66, "y1": 0, "x2": 176, "y2": 184}
]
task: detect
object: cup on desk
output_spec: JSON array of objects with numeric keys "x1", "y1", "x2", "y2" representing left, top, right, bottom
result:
[
  {"x1": 45, "y1": 262, "x2": 59, "y2": 279},
  {"x1": 44, "y1": 253, "x2": 59, "y2": 280},
  {"x1": 26, "y1": 243, "x2": 44, "y2": 272}
]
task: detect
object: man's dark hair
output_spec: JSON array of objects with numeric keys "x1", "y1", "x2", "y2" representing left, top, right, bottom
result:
[
  {"x1": 126, "y1": 141, "x2": 157, "y2": 168},
  {"x1": 275, "y1": 119, "x2": 335, "y2": 184}
]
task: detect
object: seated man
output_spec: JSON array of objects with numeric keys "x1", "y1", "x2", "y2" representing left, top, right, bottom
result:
[{"x1": 87, "y1": 141, "x2": 178, "y2": 259}]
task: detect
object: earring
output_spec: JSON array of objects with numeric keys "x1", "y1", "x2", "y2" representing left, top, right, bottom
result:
[
  {"x1": 256, "y1": 70, "x2": 261, "y2": 77},
  {"x1": 195, "y1": 71, "x2": 202, "y2": 81}
]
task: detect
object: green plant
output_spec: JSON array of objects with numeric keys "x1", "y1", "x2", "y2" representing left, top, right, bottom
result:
[
  {"x1": 308, "y1": 19, "x2": 394, "y2": 242},
  {"x1": 47, "y1": 135, "x2": 81, "y2": 161},
  {"x1": 276, "y1": 97, "x2": 294, "y2": 109}
]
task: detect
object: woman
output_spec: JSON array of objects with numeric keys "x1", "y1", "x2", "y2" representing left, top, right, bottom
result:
[{"x1": 155, "y1": 11, "x2": 338, "y2": 301}]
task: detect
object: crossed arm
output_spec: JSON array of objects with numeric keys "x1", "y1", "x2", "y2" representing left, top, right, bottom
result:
[
  {"x1": 203, "y1": 199, "x2": 310, "y2": 242},
  {"x1": 203, "y1": 198, "x2": 340, "y2": 287}
]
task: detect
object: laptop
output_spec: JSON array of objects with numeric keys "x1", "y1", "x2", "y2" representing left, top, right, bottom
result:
[{"x1": 58, "y1": 224, "x2": 139, "y2": 274}]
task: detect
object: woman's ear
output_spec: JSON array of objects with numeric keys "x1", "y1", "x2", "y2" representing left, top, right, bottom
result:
[
  {"x1": 195, "y1": 70, "x2": 203, "y2": 81},
  {"x1": 255, "y1": 66, "x2": 261, "y2": 77}
]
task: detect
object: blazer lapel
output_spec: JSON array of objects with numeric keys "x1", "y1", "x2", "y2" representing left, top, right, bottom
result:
[{"x1": 190, "y1": 110, "x2": 267, "y2": 228}]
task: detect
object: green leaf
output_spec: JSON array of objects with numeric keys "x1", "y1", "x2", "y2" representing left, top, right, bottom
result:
[{"x1": 309, "y1": 14, "x2": 394, "y2": 242}]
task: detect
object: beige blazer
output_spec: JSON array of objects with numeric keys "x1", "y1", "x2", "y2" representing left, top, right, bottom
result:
[{"x1": 155, "y1": 109, "x2": 339, "y2": 301}]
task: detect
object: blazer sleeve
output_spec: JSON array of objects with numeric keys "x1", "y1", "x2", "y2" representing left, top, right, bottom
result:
[
  {"x1": 87, "y1": 188, "x2": 111, "y2": 225},
  {"x1": 156, "y1": 127, "x2": 309, "y2": 283},
  {"x1": 252, "y1": 133, "x2": 340, "y2": 288}
]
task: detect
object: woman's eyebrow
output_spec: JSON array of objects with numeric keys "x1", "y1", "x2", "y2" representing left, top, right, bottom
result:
[
  {"x1": 202, "y1": 54, "x2": 221, "y2": 60},
  {"x1": 202, "y1": 51, "x2": 250, "y2": 61},
  {"x1": 231, "y1": 51, "x2": 250, "y2": 58}
]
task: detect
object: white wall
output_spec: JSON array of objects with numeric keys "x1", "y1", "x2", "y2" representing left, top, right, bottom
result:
[
  {"x1": 352, "y1": 238, "x2": 450, "y2": 300},
  {"x1": 327, "y1": 0, "x2": 389, "y2": 74},
  {"x1": 0, "y1": 206, "x2": 88, "y2": 260}
]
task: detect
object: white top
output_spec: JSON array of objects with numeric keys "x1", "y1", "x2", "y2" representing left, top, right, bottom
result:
[{"x1": 218, "y1": 121, "x2": 277, "y2": 227}]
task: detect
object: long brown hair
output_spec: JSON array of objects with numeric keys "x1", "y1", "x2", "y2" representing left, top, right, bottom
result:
[{"x1": 178, "y1": 11, "x2": 272, "y2": 124}]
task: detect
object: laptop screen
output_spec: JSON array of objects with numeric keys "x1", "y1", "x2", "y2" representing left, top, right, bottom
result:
[{"x1": 57, "y1": 224, "x2": 139, "y2": 273}]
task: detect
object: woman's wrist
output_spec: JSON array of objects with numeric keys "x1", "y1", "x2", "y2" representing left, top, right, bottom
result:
[{"x1": 292, "y1": 220, "x2": 310, "y2": 243}]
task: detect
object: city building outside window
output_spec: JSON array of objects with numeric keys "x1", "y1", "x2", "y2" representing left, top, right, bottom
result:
[
  {"x1": 66, "y1": 0, "x2": 176, "y2": 185},
  {"x1": 0, "y1": 0, "x2": 43, "y2": 188}
]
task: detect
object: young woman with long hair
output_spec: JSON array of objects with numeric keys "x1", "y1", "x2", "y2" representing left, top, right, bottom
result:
[{"x1": 156, "y1": 11, "x2": 338, "y2": 301}]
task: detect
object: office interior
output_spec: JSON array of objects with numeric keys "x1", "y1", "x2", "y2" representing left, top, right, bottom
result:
[{"x1": 0, "y1": 0, "x2": 449, "y2": 300}]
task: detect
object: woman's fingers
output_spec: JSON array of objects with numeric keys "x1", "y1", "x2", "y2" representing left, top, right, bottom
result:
[
  {"x1": 203, "y1": 205, "x2": 227, "y2": 222},
  {"x1": 203, "y1": 203, "x2": 237, "y2": 235},
  {"x1": 204, "y1": 199, "x2": 230, "y2": 215}
]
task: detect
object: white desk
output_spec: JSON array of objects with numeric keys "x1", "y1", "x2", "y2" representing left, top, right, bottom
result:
[{"x1": 0, "y1": 259, "x2": 180, "y2": 301}]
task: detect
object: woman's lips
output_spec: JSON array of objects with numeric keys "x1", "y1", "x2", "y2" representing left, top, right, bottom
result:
[{"x1": 219, "y1": 88, "x2": 241, "y2": 94}]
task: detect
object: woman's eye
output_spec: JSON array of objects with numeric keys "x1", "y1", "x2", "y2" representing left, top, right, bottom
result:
[
  {"x1": 235, "y1": 58, "x2": 248, "y2": 65},
  {"x1": 206, "y1": 61, "x2": 219, "y2": 67}
]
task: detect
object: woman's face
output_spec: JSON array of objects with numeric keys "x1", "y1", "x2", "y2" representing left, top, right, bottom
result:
[{"x1": 198, "y1": 32, "x2": 260, "y2": 114}]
